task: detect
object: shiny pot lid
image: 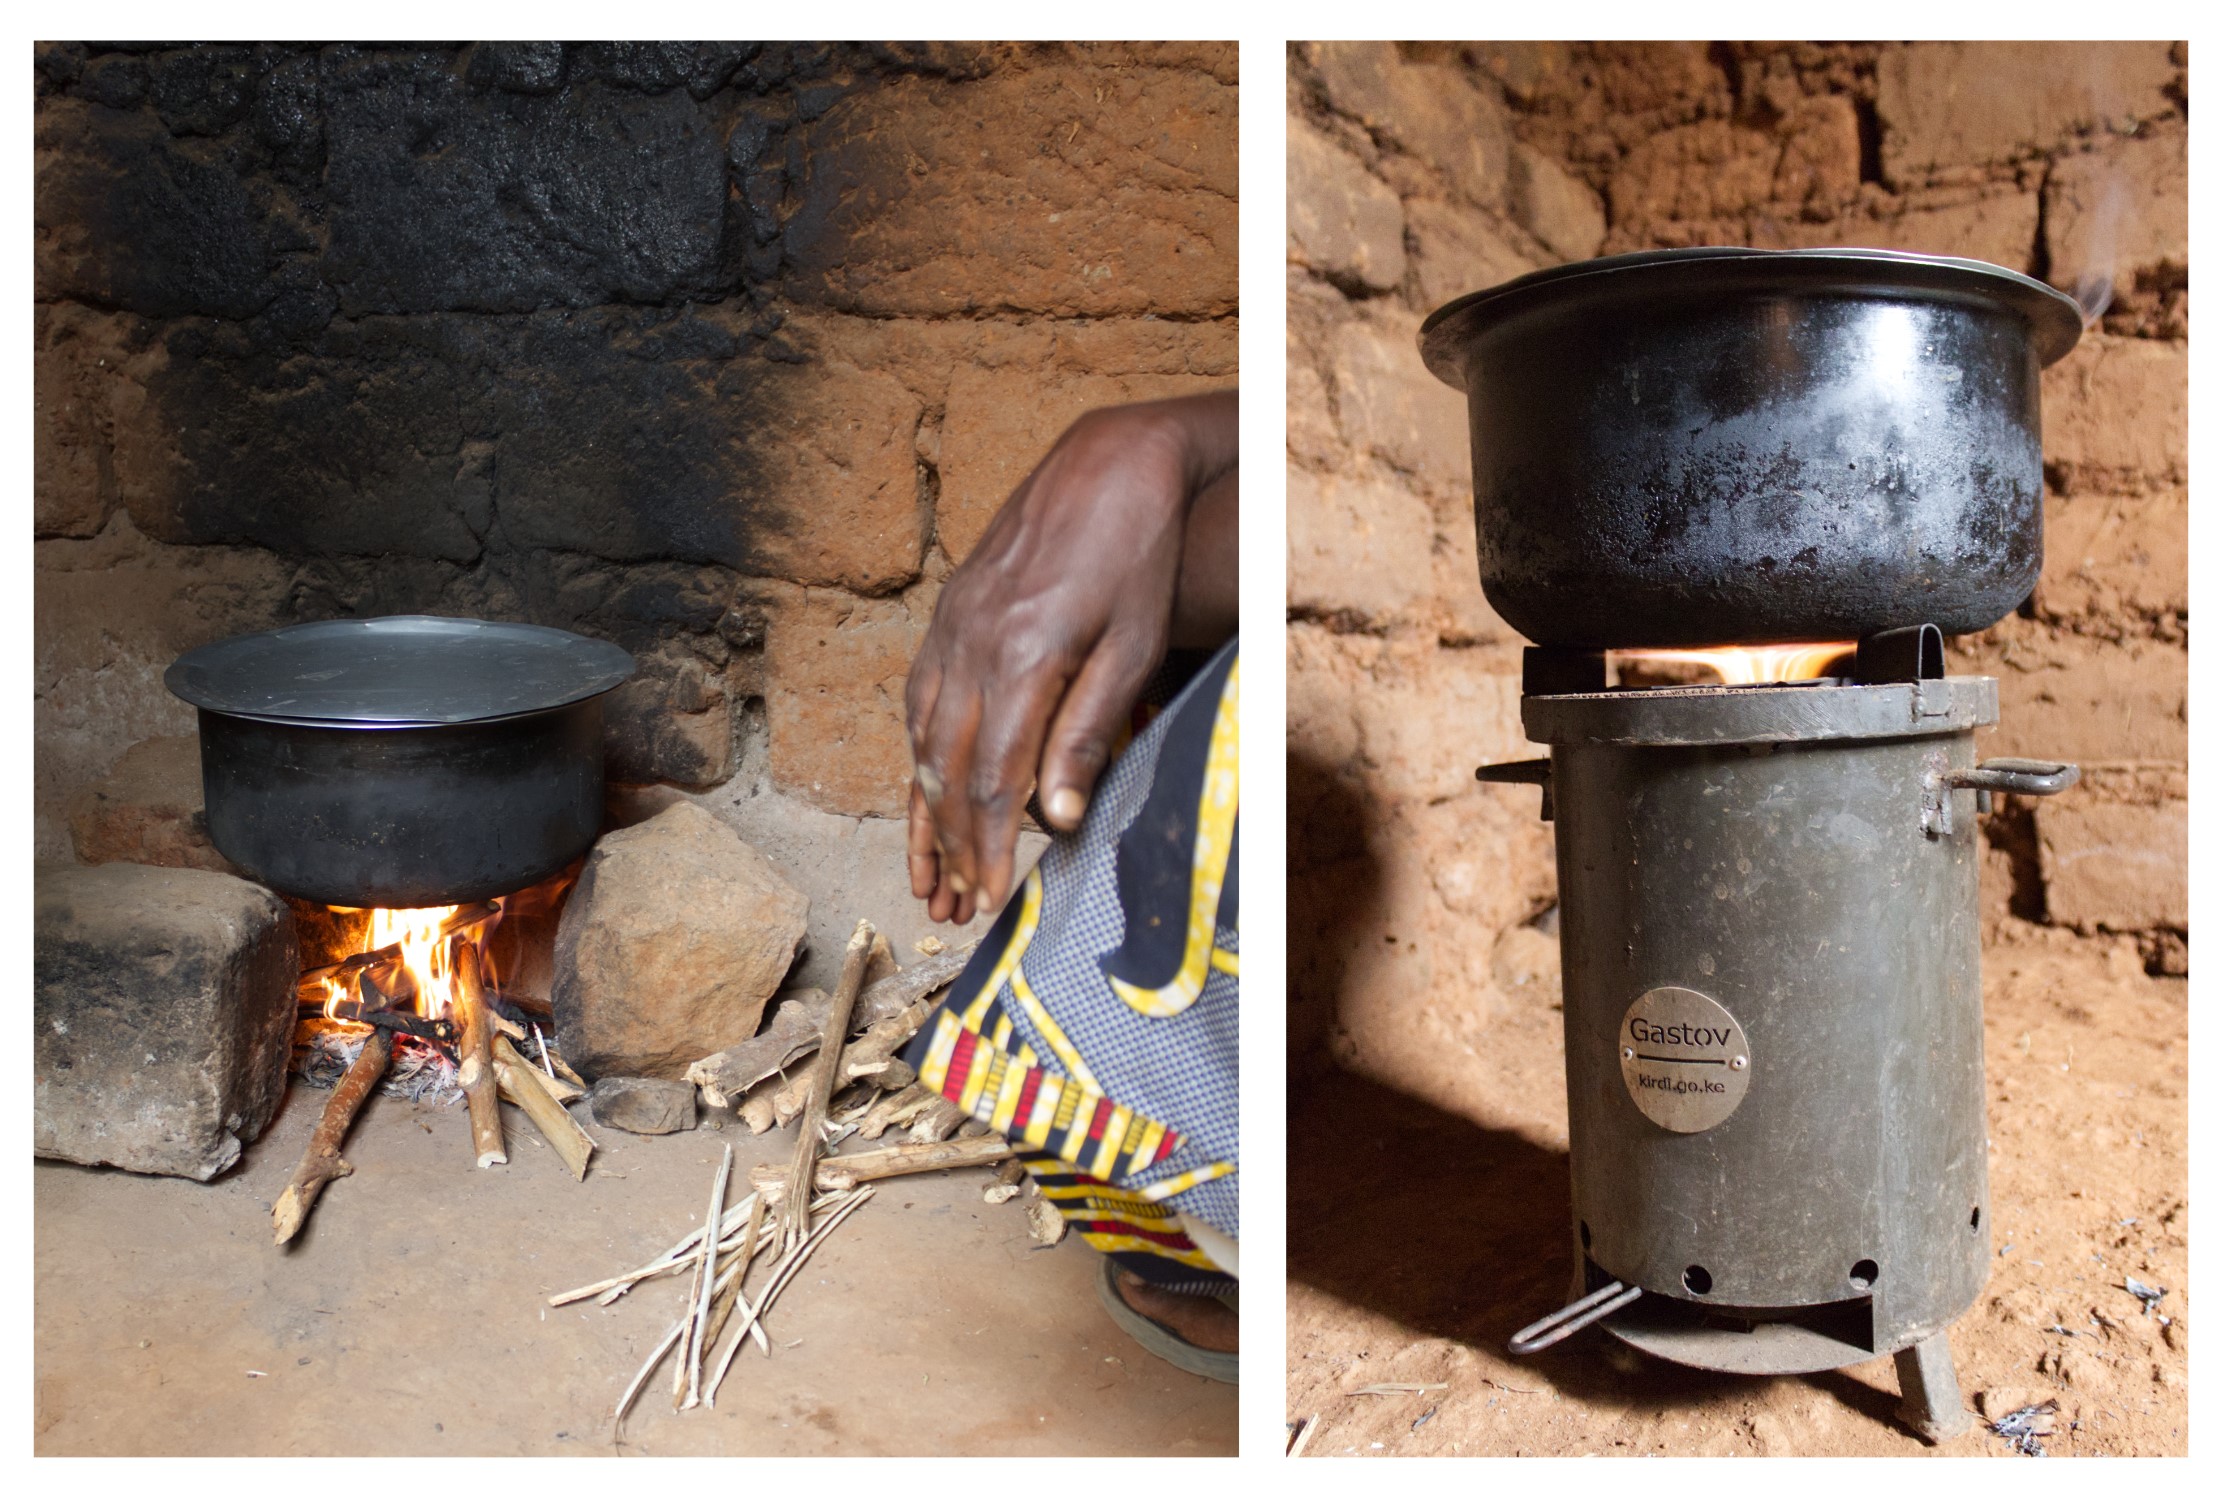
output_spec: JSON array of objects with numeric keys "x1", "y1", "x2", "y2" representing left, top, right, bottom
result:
[
  {"x1": 1419, "y1": 246, "x2": 2086, "y2": 391},
  {"x1": 165, "y1": 616, "x2": 637, "y2": 728}
]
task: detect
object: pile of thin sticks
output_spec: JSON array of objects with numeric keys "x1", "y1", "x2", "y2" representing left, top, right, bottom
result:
[
  {"x1": 553, "y1": 920, "x2": 1017, "y2": 1437},
  {"x1": 558, "y1": 1161, "x2": 877, "y2": 1430}
]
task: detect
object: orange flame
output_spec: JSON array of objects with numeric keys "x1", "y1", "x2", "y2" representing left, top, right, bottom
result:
[
  {"x1": 325, "y1": 904, "x2": 502, "y2": 1021},
  {"x1": 1614, "y1": 642, "x2": 1855, "y2": 687}
]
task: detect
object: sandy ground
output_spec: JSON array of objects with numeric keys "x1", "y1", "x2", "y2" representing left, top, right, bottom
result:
[
  {"x1": 1286, "y1": 929, "x2": 2187, "y2": 1457},
  {"x1": 36, "y1": 1090, "x2": 1236, "y2": 1456}
]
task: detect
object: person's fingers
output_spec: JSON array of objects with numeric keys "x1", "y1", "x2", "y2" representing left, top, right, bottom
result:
[
  {"x1": 916, "y1": 676, "x2": 986, "y2": 896},
  {"x1": 903, "y1": 641, "x2": 946, "y2": 756},
  {"x1": 928, "y1": 870, "x2": 972, "y2": 926},
  {"x1": 907, "y1": 782, "x2": 940, "y2": 901},
  {"x1": 1037, "y1": 623, "x2": 1160, "y2": 830},
  {"x1": 962, "y1": 656, "x2": 1073, "y2": 913}
]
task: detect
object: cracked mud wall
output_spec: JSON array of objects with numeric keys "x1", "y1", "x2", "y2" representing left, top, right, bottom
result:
[
  {"x1": 34, "y1": 41, "x2": 1237, "y2": 858},
  {"x1": 1285, "y1": 41, "x2": 2188, "y2": 1111}
]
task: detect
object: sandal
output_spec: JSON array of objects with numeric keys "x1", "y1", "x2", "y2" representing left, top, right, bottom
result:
[{"x1": 1096, "y1": 1257, "x2": 1239, "y2": 1384}]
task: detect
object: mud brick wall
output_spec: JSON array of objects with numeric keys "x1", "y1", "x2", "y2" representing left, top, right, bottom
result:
[
  {"x1": 1286, "y1": 41, "x2": 2187, "y2": 1098},
  {"x1": 34, "y1": 41, "x2": 1237, "y2": 860}
]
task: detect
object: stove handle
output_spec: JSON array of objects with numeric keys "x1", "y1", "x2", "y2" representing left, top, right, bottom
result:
[
  {"x1": 1477, "y1": 757, "x2": 1554, "y2": 821},
  {"x1": 1943, "y1": 758, "x2": 2080, "y2": 813}
]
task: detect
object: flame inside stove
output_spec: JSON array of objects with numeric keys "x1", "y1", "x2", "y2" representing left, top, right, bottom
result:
[
  {"x1": 1614, "y1": 642, "x2": 1856, "y2": 687},
  {"x1": 320, "y1": 903, "x2": 503, "y2": 1022}
]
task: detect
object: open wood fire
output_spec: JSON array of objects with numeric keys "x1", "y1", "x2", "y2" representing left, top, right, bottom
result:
[{"x1": 274, "y1": 890, "x2": 595, "y2": 1245}]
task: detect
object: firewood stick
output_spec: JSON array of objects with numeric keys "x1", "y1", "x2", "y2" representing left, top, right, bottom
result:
[
  {"x1": 698, "y1": 1197, "x2": 774, "y2": 1365},
  {"x1": 614, "y1": 1313, "x2": 687, "y2": 1437},
  {"x1": 751, "y1": 1134, "x2": 1011, "y2": 1197},
  {"x1": 507, "y1": 1043, "x2": 583, "y2": 1105},
  {"x1": 675, "y1": 1211, "x2": 771, "y2": 1405},
  {"x1": 681, "y1": 1143, "x2": 733, "y2": 1410},
  {"x1": 452, "y1": 940, "x2": 506, "y2": 1168},
  {"x1": 272, "y1": 1027, "x2": 392, "y2": 1245},
  {"x1": 858, "y1": 1082, "x2": 942, "y2": 1140},
  {"x1": 704, "y1": 1186, "x2": 875, "y2": 1407},
  {"x1": 836, "y1": 992, "x2": 945, "y2": 1087},
  {"x1": 773, "y1": 919, "x2": 876, "y2": 1254},
  {"x1": 490, "y1": 1035, "x2": 595, "y2": 1179},
  {"x1": 853, "y1": 941, "x2": 975, "y2": 1025}
]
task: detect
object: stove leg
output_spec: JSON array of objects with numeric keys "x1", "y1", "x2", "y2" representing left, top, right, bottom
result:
[{"x1": 1892, "y1": 1334, "x2": 1973, "y2": 1443}]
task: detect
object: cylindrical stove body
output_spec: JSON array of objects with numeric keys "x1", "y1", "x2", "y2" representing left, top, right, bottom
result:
[{"x1": 1526, "y1": 677, "x2": 2000, "y2": 1372}]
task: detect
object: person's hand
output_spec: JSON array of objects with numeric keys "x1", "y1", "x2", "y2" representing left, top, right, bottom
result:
[{"x1": 905, "y1": 392, "x2": 1236, "y2": 924}]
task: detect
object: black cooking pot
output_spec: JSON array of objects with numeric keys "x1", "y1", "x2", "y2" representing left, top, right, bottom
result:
[
  {"x1": 1419, "y1": 248, "x2": 2084, "y2": 648},
  {"x1": 165, "y1": 617, "x2": 635, "y2": 907}
]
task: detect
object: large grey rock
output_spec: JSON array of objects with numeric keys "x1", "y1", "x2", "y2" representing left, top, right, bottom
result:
[
  {"x1": 589, "y1": 1076, "x2": 699, "y2": 1136},
  {"x1": 35, "y1": 862, "x2": 299, "y2": 1180},
  {"x1": 554, "y1": 802, "x2": 808, "y2": 1079}
]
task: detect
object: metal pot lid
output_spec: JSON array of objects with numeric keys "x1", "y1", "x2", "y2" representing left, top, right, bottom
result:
[
  {"x1": 1419, "y1": 246, "x2": 2086, "y2": 391},
  {"x1": 165, "y1": 616, "x2": 637, "y2": 728}
]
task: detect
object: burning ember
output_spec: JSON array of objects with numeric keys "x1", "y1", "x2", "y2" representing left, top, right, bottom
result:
[{"x1": 1612, "y1": 642, "x2": 1856, "y2": 687}]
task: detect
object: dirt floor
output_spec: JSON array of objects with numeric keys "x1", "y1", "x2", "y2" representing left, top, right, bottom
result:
[
  {"x1": 1286, "y1": 929, "x2": 2188, "y2": 1457},
  {"x1": 35, "y1": 1090, "x2": 1237, "y2": 1456}
]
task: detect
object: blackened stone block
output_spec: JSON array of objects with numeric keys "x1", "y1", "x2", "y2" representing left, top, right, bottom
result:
[
  {"x1": 133, "y1": 315, "x2": 490, "y2": 561},
  {"x1": 35, "y1": 863, "x2": 300, "y2": 1181},
  {"x1": 465, "y1": 41, "x2": 568, "y2": 96},
  {"x1": 589, "y1": 1076, "x2": 699, "y2": 1135},
  {"x1": 35, "y1": 96, "x2": 281, "y2": 319},
  {"x1": 148, "y1": 46, "x2": 254, "y2": 137},
  {"x1": 319, "y1": 52, "x2": 734, "y2": 314}
]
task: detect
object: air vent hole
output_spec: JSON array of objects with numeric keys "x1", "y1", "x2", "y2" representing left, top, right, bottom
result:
[
  {"x1": 1849, "y1": 1259, "x2": 1880, "y2": 1290},
  {"x1": 1682, "y1": 1264, "x2": 1713, "y2": 1296}
]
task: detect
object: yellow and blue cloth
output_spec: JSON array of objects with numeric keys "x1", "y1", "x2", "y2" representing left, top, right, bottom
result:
[{"x1": 905, "y1": 639, "x2": 1239, "y2": 1294}]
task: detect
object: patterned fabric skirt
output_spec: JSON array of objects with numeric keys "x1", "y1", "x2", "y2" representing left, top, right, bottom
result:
[{"x1": 904, "y1": 639, "x2": 1239, "y2": 1295}]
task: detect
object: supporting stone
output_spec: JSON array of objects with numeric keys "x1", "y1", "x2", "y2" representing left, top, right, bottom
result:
[
  {"x1": 35, "y1": 862, "x2": 299, "y2": 1180},
  {"x1": 1893, "y1": 1333, "x2": 1974, "y2": 1443},
  {"x1": 590, "y1": 1076, "x2": 700, "y2": 1136},
  {"x1": 553, "y1": 801, "x2": 809, "y2": 1080}
]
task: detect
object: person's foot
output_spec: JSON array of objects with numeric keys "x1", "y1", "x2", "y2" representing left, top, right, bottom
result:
[{"x1": 1115, "y1": 1269, "x2": 1238, "y2": 1354}]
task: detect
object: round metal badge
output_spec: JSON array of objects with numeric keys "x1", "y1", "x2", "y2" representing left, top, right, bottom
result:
[{"x1": 1618, "y1": 986, "x2": 1752, "y2": 1133}]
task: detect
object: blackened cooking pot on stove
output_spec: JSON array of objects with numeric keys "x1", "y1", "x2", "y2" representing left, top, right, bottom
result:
[
  {"x1": 165, "y1": 616, "x2": 635, "y2": 907},
  {"x1": 1419, "y1": 248, "x2": 2086, "y2": 648}
]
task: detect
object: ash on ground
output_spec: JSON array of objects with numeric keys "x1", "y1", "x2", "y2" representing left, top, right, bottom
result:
[{"x1": 296, "y1": 1028, "x2": 462, "y2": 1108}]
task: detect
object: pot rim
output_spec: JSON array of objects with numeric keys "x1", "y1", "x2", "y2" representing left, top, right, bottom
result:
[
  {"x1": 166, "y1": 614, "x2": 636, "y2": 727},
  {"x1": 1420, "y1": 246, "x2": 2085, "y2": 392},
  {"x1": 192, "y1": 702, "x2": 602, "y2": 733}
]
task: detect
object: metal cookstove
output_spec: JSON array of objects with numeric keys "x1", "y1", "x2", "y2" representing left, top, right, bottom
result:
[
  {"x1": 1480, "y1": 628, "x2": 2077, "y2": 1440},
  {"x1": 1425, "y1": 247, "x2": 2091, "y2": 1443}
]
